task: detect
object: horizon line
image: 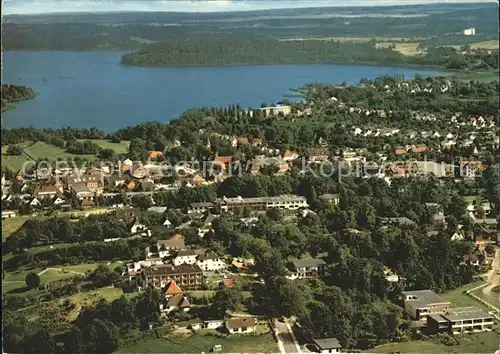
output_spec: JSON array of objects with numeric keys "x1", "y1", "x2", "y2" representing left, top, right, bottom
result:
[{"x1": 2, "y1": 0, "x2": 497, "y2": 16}]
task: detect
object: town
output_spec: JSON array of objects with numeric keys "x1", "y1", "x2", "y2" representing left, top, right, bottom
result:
[{"x1": 2, "y1": 71, "x2": 499, "y2": 353}]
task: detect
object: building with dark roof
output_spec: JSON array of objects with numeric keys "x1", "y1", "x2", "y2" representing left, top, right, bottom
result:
[
  {"x1": 427, "y1": 307, "x2": 494, "y2": 334},
  {"x1": 313, "y1": 338, "x2": 342, "y2": 353},
  {"x1": 402, "y1": 290, "x2": 451, "y2": 322},
  {"x1": 141, "y1": 264, "x2": 203, "y2": 289},
  {"x1": 289, "y1": 258, "x2": 327, "y2": 279}
]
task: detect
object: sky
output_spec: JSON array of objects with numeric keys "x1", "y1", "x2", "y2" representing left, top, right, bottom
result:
[{"x1": 2, "y1": 0, "x2": 496, "y2": 15}]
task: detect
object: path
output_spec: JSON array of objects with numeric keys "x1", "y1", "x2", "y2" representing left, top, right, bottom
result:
[
  {"x1": 37, "y1": 268, "x2": 86, "y2": 276},
  {"x1": 274, "y1": 319, "x2": 301, "y2": 354},
  {"x1": 482, "y1": 248, "x2": 500, "y2": 303}
]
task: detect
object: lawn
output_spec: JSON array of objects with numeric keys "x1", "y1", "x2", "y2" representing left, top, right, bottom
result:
[
  {"x1": 2, "y1": 216, "x2": 29, "y2": 241},
  {"x1": 24, "y1": 141, "x2": 96, "y2": 161},
  {"x1": 366, "y1": 331, "x2": 499, "y2": 353},
  {"x1": 119, "y1": 331, "x2": 279, "y2": 353},
  {"x1": 454, "y1": 71, "x2": 499, "y2": 82},
  {"x1": 1, "y1": 155, "x2": 30, "y2": 171},
  {"x1": 441, "y1": 280, "x2": 490, "y2": 311},
  {"x1": 78, "y1": 139, "x2": 130, "y2": 154}
]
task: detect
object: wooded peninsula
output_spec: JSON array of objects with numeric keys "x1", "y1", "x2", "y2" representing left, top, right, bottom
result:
[
  {"x1": 1, "y1": 84, "x2": 37, "y2": 112},
  {"x1": 120, "y1": 38, "x2": 499, "y2": 71}
]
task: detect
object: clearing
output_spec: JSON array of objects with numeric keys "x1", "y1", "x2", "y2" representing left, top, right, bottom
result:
[
  {"x1": 119, "y1": 330, "x2": 278, "y2": 353},
  {"x1": 77, "y1": 139, "x2": 130, "y2": 154},
  {"x1": 376, "y1": 41, "x2": 422, "y2": 55},
  {"x1": 367, "y1": 330, "x2": 499, "y2": 353},
  {"x1": 24, "y1": 141, "x2": 96, "y2": 161}
]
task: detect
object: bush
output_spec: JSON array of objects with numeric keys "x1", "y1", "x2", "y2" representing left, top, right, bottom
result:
[{"x1": 25, "y1": 272, "x2": 40, "y2": 289}]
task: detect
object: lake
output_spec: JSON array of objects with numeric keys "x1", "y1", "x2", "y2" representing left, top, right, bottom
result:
[{"x1": 3, "y1": 51, "x2": 446, "y2": 132}]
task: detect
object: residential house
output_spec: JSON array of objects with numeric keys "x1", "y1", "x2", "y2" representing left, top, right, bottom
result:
[
  {"x1": 225, "y1": 317, "x2": 256, "y2": 334},
  {"x1": 2, "y1": 210, "x2": 17, "y2": 219},
  {"x1": 411, "y1": 144, "x2": 427, "y2": 154},
  {"x1": 197, "y1": 253, "x2": 227, "y2": 272},
  {"x1": 211, "y1": 155, "x2": 234, "y2": 174},
  {"x1": 159, "y1": 280, "x2": 192, "y2": 316},
  {"x1": 306, "y1": 148, "x2": 329, "y2": 163},
  {"x1": 258, "y1": 105, "x2": 291, "y2": 117},
  {"x1": 33, "y1": 184, "x2": 61, "y2": 200},
  {"x1": 141, "y1": 264, "x2": 204, "y2": 289},
  {"x1": 173, "y1": 250, "x2": 198, "y2": 266},
  {"x1": 318, "y1": 194, "x2": 340, "y2": 206},
  {"x1": 289, "y1": 259, "x2": 327, "y2": 280},
  {"x1": 130, "y1": 220, "x2": 151, "y2": 237},
  {"x1": 116, "y1": 207, "x2": 141, "y2": 221},
  {"x1": 394, "y1": 146, "x2": 408, "y2": 156},
  {"x1": 313, "y1": 338, "x2": 342, "y2": 354},
  {"x1": 70, "y1": 183, "x2": 94, "y2": 201},
  {"x1": 149, "y1": 236, "x2": 187, "y2": 259},
  {"x1": 64, "y1": 170, "x2": 104, "y2": 192},
  {"x1": 53, "y1": 195, "x2": 66, "y2": 206},
  {"x1": 29, "y1": 197, "x2": 41, "y2": 207},
  {"x1": 188, "y1": 202, "x2": 214, "y2": 215},
  {"x1": 402, "y1": 290, "x2": 451, "y2": 322},
  {"x1": 149, "y1": 151, "x2": 164, "y2": 161},
  {"x1": 428, "y1": 307, "x2": 494, "y2": 334},
  {"x1": 282, "y1": 151, "x2": 299, "y2": 162},
  {"x1": 123, "y1": 179, "x2": 138, "y2": 191}
]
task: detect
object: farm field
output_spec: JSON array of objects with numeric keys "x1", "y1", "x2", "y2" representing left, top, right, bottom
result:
[
  {"x1": 376, "y1": 41, "x2": 422, "y2": 55},
  {"x1": 118, "y1": 331, "x2": 279, "y2": 353},
  {"x1": 366, "y1": 330, "x2": 499, "y2": 353},
  {"x1": 77, "y1": 139, "x2": 130, "y2": 154},
  {"x1": 451, "y1": 40, "x2": 499, "y2": 50},
  {"x1": 2, "y1": 216, "x2": 29, "y2": 241},
  {"x1": 454, "y1": 70, "x2": 500, "y2": 82}
]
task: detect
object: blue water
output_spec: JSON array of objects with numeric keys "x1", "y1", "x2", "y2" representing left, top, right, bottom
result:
[{"x1": 2, "y1": 51, "x2": 446, "y2": 132}]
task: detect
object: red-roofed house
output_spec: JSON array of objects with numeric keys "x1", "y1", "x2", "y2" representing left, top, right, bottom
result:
[
  {"x1": 159, "y1": 280, "x2": 192, "y2": 315},
  {"x1": 282, "y1": 151, "x2": 299, "y2": 162}
]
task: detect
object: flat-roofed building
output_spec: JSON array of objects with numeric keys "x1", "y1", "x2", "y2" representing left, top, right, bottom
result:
[
  {"x1": 402, "y1": 290, "x2": 451, "y2": 322},
  {"x1": 141, "y1": 264, "x2": 203, "y2": 289},
  {"x1": 220, "y1": 195, "x2": 308, "y2": 213},
  {"x1": 428, "y1": 307, "x2": 494, "y2": 334}
]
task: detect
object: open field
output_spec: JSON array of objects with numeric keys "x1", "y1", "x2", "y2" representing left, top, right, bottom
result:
[
  {"x1": 279, "y1": 36, "x2": 426, "y2": 42},
  {"x1": 2, "y1": 155, "x2": 31, "y2": 171},
  {"x1": 24, "y1": 141, "x2": 96, "y2": 161},
  {"x1": 376, "y1": 41, "x2": 422, "y2": 55},
  {"x1": 77, "y1": 139, "x2": 130, "y2": 154},
  {"x1": 450, "y1": 40, "x2": 499, "y2": 50},
  {"x1": 2, "y1": 217, "x2": 29, "y2": 241},
  {"x1": 366, "y1": 330, "x2": 499, "y2": 353},
  {"x1": 119, "y1": 331, "x2": 279, "y2": 353},
  {"x1": 441, "y1": 280, "x2": 491, "y2": 311},
  {"x1": 454, "y1": 71, "x2": 499, "y2": 82},
  {"x1": 2, "y1": 262, "x2": 119, "y2": 295}
]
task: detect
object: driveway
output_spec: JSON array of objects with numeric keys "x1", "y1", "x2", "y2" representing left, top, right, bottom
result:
[{"x1": 274, "y1": 319, "x2": 301, "y2": 354}]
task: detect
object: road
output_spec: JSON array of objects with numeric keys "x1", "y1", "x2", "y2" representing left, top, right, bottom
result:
[
  {"x1": 482, "y1": 247, "x2": 500, "y2": 303},
  {"x1": 274, "y1": 319, "x2": 301, "y2": 354}
]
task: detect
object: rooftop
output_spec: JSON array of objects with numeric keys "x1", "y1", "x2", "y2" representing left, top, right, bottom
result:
[
  {"x1": 380, "y1": 217, "x2": 416, "y2": 226},
  {"x1": 226, "y1": 317, "x2": 256, "y2": 329},
  {"x1": 313, "y1": 338, "x2": 342, "y2": 350},
  {"x1": 292, "y1": 258, "x2": 326, "y2": 269},
  {"x1": 223, "y1": 194, "x2": 307, "y2": 205},
  {"x1": 142, "y1": 264, "x2": 203, "y2": 277},
  {"x1": 442, "y1": 307, "x2": 493, "y2": 322},
  {"x1": 70, "y1": 183, "x2": 91, "y2": 194},
  {"x1": 402, "y1": 290, "x2": 450, "y2": 308}
]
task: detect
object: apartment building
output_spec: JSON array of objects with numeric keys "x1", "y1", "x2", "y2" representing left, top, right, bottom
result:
[
  {"x1": 402, "y1": 290, "x2": 451, "y2": 322},
  {"x1": 428, "y1": 307, "x2": 494, "y2": 334},
  {"x1": 141, "y1": 264, "x2": 204, "y2": 289},
  {"x1": 220, "y1": 195, "x2": 308, "y2": 213}
]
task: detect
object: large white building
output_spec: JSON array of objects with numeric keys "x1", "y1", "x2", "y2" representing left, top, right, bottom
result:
[
  {"x1": 197, "y1": 254, "x2": 227, "y2": 272},
  {"x1": 220, "y1": 195, "x2": 308, "y2": 213},
  {"x1": 463, "y1": 28, "x2": 476, "y2": 36}
]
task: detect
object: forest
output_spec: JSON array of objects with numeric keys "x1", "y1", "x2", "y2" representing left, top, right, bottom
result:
[
  {"x1": 1, "y1": 84, "x2": 37, "y2": 112},
  {"x1": 120, "y1": 38, "x2": 500, "y2": 69}
]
